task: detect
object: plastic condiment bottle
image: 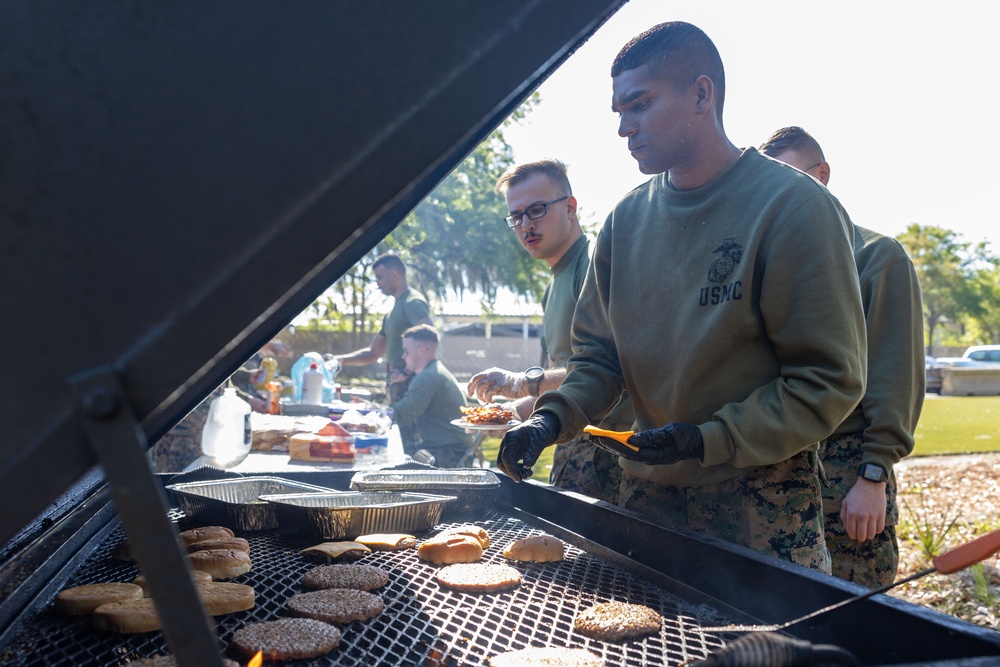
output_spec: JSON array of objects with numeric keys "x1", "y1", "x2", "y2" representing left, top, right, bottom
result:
[
  {"x1": 200, "y1": 387, "x2": 252, "y2": 464},
  {"x1": 255, "y1": 356, "x2": 278, "y2": 391},
  {"x1": 302, "y1": 362, "x2": 324, "y2": 405},
  {"x1": 265, "y1": 381, "x2": 282, "y2": 415}
]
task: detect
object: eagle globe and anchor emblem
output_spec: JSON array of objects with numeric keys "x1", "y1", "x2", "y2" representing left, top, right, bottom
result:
[{"x1": 707, "y1": 237, "x2": 743, "y2": 283}]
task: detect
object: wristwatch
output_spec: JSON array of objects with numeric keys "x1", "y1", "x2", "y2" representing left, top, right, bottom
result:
[
  {"x1": 524, "y1": 366, "x2": 545, "y2": 397},
  {"x1": 858, "y1": 463, "x2": 888, "y2": 483}
]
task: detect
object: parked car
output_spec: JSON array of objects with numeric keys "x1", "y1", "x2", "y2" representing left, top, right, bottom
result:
[
  {"x1": 962, "y1": 345, "x2": 1000, "y2": 363},
  {"x1": 925, "y1": 355, "x2": 943, "y2": 394},
  {"x1": 935, "y1": 357, "x2": 986, "y2": 366}
]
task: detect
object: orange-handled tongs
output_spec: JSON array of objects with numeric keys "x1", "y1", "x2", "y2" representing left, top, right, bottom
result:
[{"x1": 583, "y1": 425, "x2": 639, "y2": 451}]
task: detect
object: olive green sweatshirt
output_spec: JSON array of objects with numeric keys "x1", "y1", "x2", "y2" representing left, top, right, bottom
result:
[
  {"x1": 391, "y1": 359, "x2": 470, "y2": 451},
  {"x1": 834, "y1": 225, "x2": 924, "y2": 472},
  {"x1": 536, "y1": 148, "x2": 867, "y2": 486},
  {"x1": 541, "y1": 235, "x2": 634, "y2": 431}
]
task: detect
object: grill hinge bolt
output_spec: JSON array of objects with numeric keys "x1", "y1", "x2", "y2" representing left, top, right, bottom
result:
[{"x1": 82, "y1": 388, "x2": 121, "y2": 419}]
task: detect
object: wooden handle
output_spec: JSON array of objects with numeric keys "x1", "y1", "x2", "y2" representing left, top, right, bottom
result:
[
  {"x1": 583, "y1": 425, "x2": 638, "y2": 450},
  {"x1": 933, "y1": 528, "x2": 1000, "y2": 574}
]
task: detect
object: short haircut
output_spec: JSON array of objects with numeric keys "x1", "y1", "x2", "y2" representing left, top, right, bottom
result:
[
  {"x1": 372, "y1": 253, "x2": 406, "y2": 276},
  {"x1": 759, "y1": 126, "x2": 825, "y2": 161},
  {"x1": 495, "y1": 158, "x2": 572, "y2": 195},
  {"x1": 402, "y1": 323, "x2": 438, "y2": 344},
  {"x1": 611, "y1": 22, "x2": 727, "y2": 116}
]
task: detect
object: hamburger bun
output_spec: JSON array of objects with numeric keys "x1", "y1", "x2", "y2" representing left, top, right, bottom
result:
[
  {"x1": 188, "y1": 549, "x2": 252, "y2": 579},
  {"x1": 502, "y1": 535, "x2": 565, "y2": 562},
  {"x1": 186, "y1": 536, "x2": 250, "y2": 554},
  {"x1": 133, "y1": 570, "x2": 213, "y2": 596},
  {"x1": 54, "y1": 583, "x2": 144, "y2": 615},
  {"x1": 441, "y1": 525, "x2": 490, "y2": 549},
  {"x1": 178, "y1": 526, "x2": 234, "y2": 546},
  {"x1": 417, "y1": 534, "x2": 483, "y2": 564}
]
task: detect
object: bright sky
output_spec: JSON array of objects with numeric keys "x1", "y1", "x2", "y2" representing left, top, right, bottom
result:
[{"x1": 505, "y1": 0, "x2": 1000, "y2": 251}]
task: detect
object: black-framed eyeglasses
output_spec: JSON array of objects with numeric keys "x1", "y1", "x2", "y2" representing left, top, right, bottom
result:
[
  {"x1": 801, "y1": 161, "x2": 823, "y2": 173},
  {"x1": 504, "y1": 196, "x2": 569, "y2": 228}
]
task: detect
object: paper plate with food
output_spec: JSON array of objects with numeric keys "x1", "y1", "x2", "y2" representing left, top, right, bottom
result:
[{"x1": 451, "y1": 404, "x2": 520, "y2": 431}]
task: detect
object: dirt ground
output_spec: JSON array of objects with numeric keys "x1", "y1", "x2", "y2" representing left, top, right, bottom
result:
[{"x1": 889, "y1": 452, "x2": 1000, "y2": 630}]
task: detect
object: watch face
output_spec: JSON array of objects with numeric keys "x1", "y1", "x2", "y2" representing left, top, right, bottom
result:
[
  {"x1": 525, "y1": 366, "x2": 544, "y2": 380},
  {"x1": 861, "y1": 464, "x2": 885, "y2": 482}
]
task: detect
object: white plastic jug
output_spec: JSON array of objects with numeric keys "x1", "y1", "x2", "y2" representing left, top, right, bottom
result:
[
  {"x1": 291, "y1": 352, "x2": 326, "y2": 400},
  {"x1": 201, "y1": 387, "x2": 252, "y2": 463},
  {"x1": 302, "y1": 362, "x2": 325, "y2": 405}
]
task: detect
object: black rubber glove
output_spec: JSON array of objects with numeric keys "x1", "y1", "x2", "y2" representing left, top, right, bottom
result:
[
  {"x1": 592, "y1": 422, "x2": 703, "y2": 465},
  {"x1": 496, "y1": 411, "x2": 560, "y2": 482}
]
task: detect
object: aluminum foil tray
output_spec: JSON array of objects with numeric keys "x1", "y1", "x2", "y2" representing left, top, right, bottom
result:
[
  {"x1": 349, "y1": 468, "x2": 500, "y2": 517},
  {"x1": 260, "y1": 491, "x2": 455, "y2": 538},
  {"x1": 166, "y1": 476, "x2": 336, "y2": 531}
]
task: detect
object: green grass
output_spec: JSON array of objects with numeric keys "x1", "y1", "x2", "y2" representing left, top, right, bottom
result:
[
  {"x1": 477, "y1": 396, "x2": 1000, "y2": 478},
  {"x1": 913, "y1": 395, "x2": 1000, "y2": 456}
]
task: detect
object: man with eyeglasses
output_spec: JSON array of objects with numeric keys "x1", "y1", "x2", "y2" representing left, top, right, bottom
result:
[
  {"x1": 760, "y1": 126, "x2": 924, "y2": 587},
  {"x1": 391, "y1": 324, "x2": 471, "y2": 467},
  {"x1": 466, "y1": 159, "x2": 632, "y2": 504},
  {"x1": 494, "y1": 22, "x2": 868, "y2": 573}
]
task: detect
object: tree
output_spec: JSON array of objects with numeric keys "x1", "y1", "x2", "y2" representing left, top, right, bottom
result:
[
  {"x1": 897, "y1": 224, "x2": 979, "y2": 351},
  {"x1": 382, "y1": 97, "x2": 549, "y2": 310},
  {"x1": 304, "y1": 98, "x2": 549, "y2": 328},
  {"x1": 964, "y1": 251, "x2": 1000, "y2": 344}
]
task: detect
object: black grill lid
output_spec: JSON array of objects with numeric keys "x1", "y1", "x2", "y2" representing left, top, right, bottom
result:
[{"x1": 0, "y1": 0, "x2": 625, "y2": 546}]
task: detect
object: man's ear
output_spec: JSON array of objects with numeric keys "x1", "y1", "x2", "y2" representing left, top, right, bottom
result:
[
  {"x1": 693, "y1": 75, "x2": 714, "y2": 115},
  {"x1": 816, "y1": 161, "x2": 831, "y2": 186},
  {"x1": 566, "y1": 195, "x2": 578, "y2": 219}
]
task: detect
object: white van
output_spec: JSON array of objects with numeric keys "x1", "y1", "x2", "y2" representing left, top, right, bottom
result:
[{"x1": 962, "y1": 345, "x2": 1000, "y2": 363}]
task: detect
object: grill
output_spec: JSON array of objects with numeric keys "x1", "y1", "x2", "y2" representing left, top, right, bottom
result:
[
  {"x1": 5, "y1": 4, "x2": 1000, "y2": 666},
  {"x1": 4, "y1": 472, "x2": 1000, "y2": 666},
  {"x1": 3, "y1": 504, "x2": 737, "y2": 666}
]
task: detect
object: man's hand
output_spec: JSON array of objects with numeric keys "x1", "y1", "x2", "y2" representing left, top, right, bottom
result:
[
  {"x1": 467, "y1": 368, "x2": 527, "y2": 403},
  {"x1": 841, "y1": 478, "x2": 887, "y2": 541},
  {"x1": 497, "y1": 412, "x2": 560, "y2": 482},
  {"x1": 592, "y1": 422, "x2": 703, "y2": 465},
  {"x1": 388, "y1": 368, "x2": 411, "y2": 385}
]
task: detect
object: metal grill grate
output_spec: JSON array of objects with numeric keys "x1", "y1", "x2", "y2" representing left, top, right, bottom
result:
[{"x1": 2, "y1": 509, "x2": 734, "y2": 666}]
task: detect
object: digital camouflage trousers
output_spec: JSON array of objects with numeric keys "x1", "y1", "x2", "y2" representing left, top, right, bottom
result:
[
  {"x1": 819, "y1": 432, "x2": 899, "y2": 588},
  {"x1": 619, "y1": 450, "x2": 831, "y2": 574},
  {"x1": 550, "y1": 436, "x2": 622, "y2": 505}
]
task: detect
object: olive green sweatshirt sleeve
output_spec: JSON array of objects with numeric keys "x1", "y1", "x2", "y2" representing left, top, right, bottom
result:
[
  {"x1": 536, "y1": 150, "x2": 867, "y2": 486},
  {"x1": 834, "y1": 228, "x2": 924, "y2": 472}
]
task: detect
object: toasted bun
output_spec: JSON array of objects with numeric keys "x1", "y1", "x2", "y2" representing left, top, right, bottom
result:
[
  {"x1": 55, "y1": 583, "x2": 144, "y2": 615},
  {"x1": 417, "y1": 534, "x2": 483, "y2": 564},
  {"x1": 441, "y1": 525, "x2": 490, "y2": 549},
  {"x1": 178, "y1": 526, "x2": 234, "y2": 546},
  {"x1": 133, "y1": 570, "x2": 213, "y2": 596},
  {"x1": 502, "y1": 535, "x2": 565, "y2": 562},
  {"x1": 187, "y1": 537, "x2": 250, "y2": 554},
  {"x1": 188, "y1": 549, "x2": 252, "y2": 579},
  {"x1": 93, "y1": 598, "x2": 161, "y2": 634},
  {"x1": 196, "y1": 582, "x2": 256, "y2": 616}
]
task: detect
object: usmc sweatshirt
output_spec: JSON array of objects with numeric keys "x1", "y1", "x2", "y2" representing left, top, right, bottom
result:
[
  {"x1": 536, "y1": 148, "x2": 867, "y2": 487},
  {"x1": 834, "y1": 225, "x2": 924, "y2": 472}
]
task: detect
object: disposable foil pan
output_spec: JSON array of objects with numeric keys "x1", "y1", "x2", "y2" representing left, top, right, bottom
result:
[
  {"x1": 166, "y1": 476, "x2": 336, "y2": 531},
  {"x1": 349, "y1": 468, "x2": 500, "y2": 517},
  {"x1": 259, "y1": 491, "x2": 455, "y2": 539}
]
